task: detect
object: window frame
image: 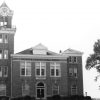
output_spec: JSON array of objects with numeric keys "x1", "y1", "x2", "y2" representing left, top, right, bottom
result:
[
  {"x1": 35, "y1": 62, "x2": 46, "y2": 78},
  {"x1": 50, "y1": 62, "x2": 61, "y2": 77},
  {"x1": 22, "y1": 82, "x2": 30, "y2": 96},
  {"x1": 4, "y1": 50, "x2": 8, "y2": 59},
  {"x1": 0, "y1": 84, "x2": 6, "y2": 96},
  {"x1": 4, "y1": 66, "x2": 8, "y2": 77},
  {"x1": 0, "y1": 34, "x2": 3, "y2": 43},
  {"x1": 71, "y1": 84, "x2": 77, "y2": 95},
  {"x1": 52, "y1": 85, "x2": 59, "y2": 95},
  {"x1": 20, "y1": 61, "x2": 31, "y2": 77}
]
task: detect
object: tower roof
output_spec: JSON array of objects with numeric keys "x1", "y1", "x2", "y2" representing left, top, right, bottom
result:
[
  {"x1": 0, "y1": 2, "x2": 8, "y2": 8},
  {"x1": 0, "y1": 2, "x2": 13, "y2": 16}
]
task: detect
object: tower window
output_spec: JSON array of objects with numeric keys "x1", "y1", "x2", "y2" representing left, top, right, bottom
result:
[
  {"x1": 4, "y1": 35, "x2": 8, "y2": 43},
  {"x1": 4, "y1": 66, "x2": 8, "y2": 77},
  {"x1": 0, "y1": 50, "x2": 3, "y2": 59},
  {"x1": 0, "y1": 34, "x2": 3, "y2": 43},
  {"x1": 0, "y1": 67, "x2": 2, "y2": 77},
  {"x1": 4, "y1": 50, "x2": 8, "y2": 59}
]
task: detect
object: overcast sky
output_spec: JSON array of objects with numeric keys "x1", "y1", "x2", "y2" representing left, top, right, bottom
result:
[{"x1": 2, "y1": 0, "x2": 100, "y2": 98}]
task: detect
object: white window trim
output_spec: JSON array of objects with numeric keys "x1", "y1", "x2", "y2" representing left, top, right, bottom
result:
[
  {"x1": 74, "y1": 68, "x2": 78, "y2": 78},
  {"x1": 35, "y1": 62, "x2": 46, "y2": 78},
  {"x1": 20, "y1": 61, "x2": 31, "y2": 76},
  {"x1": 50, "y1": 62, "x2": 61, "y2": 77}
]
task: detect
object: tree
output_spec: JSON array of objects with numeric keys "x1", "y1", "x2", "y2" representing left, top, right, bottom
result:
[{"x1": 86, "y1": 39, "x2": 100, "y2": 81}]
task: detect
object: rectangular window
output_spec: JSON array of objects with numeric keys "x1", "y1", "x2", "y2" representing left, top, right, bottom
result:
[
  {"x1": 69, "y1": 56, "x2": 72, "y2": 63},
  {"x1": 71, "y1": 85, "x2": 77, "y2": 95},
  {"x1": 0, "y1": 84, "x2": 6, "y2": 96},
  {"x1": 4, "y1": 35, "x2": 8, "y2": 43},
  {"x1": 0, "y1": 67, "x2": 2, "y2": 77},
  {"x1": 69, "y1": 68, "x2": 73, "y2": 77},
  {"x1": 73, "y1": 57, "x2": 77, "y2": 63},
  {"x1": 22, "y1": 83, "x2": 30, "y2": 96},
  {"x1": 50, "y1": 62, "x2": 61, "y2": 77},
  {"x1": 4, "y1": 66, "x2": 8, "y2": 77},
  {"x1": 52, "y1": 85, "x2": 59, "y2": 95},
  {"x1": 4, "y1": 50, "x2": 8, "y2": 59},
  {"x1": 35, "y1": 62, "x2": 46, "y2": 78},
  {"x1": 20, "y1": 61, "x2": 31, "y2": 76},
  {"x1": 74, "y1": 68, "x2": 77, "y2": 78},
  {"x1": 0, "y1": 34, "x2": 3, "y2": 43}
]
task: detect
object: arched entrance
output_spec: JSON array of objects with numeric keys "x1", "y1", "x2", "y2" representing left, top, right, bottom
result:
[{"x1": 36, "y1": 82, "x2": 45, "y2": 99}]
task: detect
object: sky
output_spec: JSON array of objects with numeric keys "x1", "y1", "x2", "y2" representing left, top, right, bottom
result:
[{"x1": 1, "y1": 0, "x2": 100, "y2": 98}]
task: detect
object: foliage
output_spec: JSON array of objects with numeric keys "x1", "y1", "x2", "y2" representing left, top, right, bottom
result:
[{"x1": 86, "y1": 39, "x2": 100, "y2": 73}]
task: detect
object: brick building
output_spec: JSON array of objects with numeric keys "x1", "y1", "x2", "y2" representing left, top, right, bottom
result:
[{"x1": 0, "y1": 2, "x2": 83, "y2": 99}]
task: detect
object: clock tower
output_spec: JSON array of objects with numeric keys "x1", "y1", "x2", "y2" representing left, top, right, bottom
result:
[{"x1": 0, "y1": 2, "x2": 16, "y2": 97}]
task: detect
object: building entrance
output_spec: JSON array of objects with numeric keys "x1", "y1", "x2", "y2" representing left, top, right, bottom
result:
[{"x1": 36, "y1": 82, "x2": 45, "y2": 99}]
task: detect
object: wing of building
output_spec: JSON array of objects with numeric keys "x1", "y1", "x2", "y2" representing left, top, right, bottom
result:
[{"x1": 0, "y1": 2, "x2": 83, "y2": 99}]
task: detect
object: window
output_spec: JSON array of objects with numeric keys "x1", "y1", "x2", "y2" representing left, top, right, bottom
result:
[
  {"x1": 71, "y1": 84, "x2": 77, "y2": 95},
  {"x1": 0, "y1": 67, "x2": 2, "y2": 77},
  {"x1": 73, "y1": 57, "x2": 77, "y2": 63},
  {"x1": 69, "y1": 56, "x2": 72, "y2": 63},
  {"x1": 0, "y1": 22, "x2": 3, "y2": 26},
  {"x1": 69, "y1": 67, "x2": 78, "y2": 78},
  {"x1": 50, "y1": 62, "x2": 61, "y2": 77},
  {"x1": 4, "y1": 66, "x2": 8, "y2": 77},
  {"x1": 22, "y1": 82, "x2": 30, "y2": 96},
  {"x1": 4, "y1": 35, "x2": 8, "y2": 43},
  {"x1": 0, "y1": 50, "x2": 2, "y2": 59},
  {"x1": 20, "y1": 61, "x2": 31, "y2": 76},
  {"x1": 52, "y1": 84, "x2": 59, "y2": 95},
  {"x1": 35, "y1": 62, "x2": 46, "y2": 78},
  {"x1": 4, "y1": 50, "x2": 8, "y2": 59},
  {"x1": 69, "y1": 68, "x2": 73, "y2": 77},
  {"x1": 74, "y1": 68, "x2": 77, "y2": 78},
  {"x1": 0, "y1": 34, "x2": 3, "y2": 43},
  {"x1": 0, "y1": 84, "x2": 6, "y2": 96}
]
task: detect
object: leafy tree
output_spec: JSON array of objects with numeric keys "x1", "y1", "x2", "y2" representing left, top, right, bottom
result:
[{"x1": 86, "y1": 39, "x2": 100, "y2": 81}]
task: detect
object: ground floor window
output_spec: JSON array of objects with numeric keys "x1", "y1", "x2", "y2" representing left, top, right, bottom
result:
[
  {"x1": 52, "y1": 84, "x2": 59, "y2": 95},
  {"x1": 71, "y1": 84, "x2": 77, "y2": 95},
  {"x1": 0, "y1": 84, "x2": 6, "y2": 96},
  {"x1": 22, "y1": 82, "x2": 30, "y2": 96}
]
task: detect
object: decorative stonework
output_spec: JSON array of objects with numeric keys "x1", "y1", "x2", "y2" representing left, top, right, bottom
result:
[{"x1": 0, "y1": 2, "x2": 13, "y2": 16}]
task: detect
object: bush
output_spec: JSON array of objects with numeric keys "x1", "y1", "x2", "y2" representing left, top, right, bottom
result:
[
  {"x1": 0, "y1": 96, "x2": 9, "y2": 100},
  {"x1": 52, "y1": 95, "x2": 61, "y2": 100}
]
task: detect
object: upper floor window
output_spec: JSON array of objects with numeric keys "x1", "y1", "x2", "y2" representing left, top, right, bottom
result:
[
  {"x1": 4, "y1": 35, "x2": 8, "y2": 43},
  {"x1": 50, "y1": 62, "x2": 61, "y2": 77},
  {"x1": 73, "y1": 57, "x2": 77, "y2": 63},
  {"x1": 4, "y1": 50, "x2": 8, "y2": 59},
  {"x1": 69, "y1": 56, "x2": 72, "y2": 63},
  {"x1": 0, "y1": 22, "x2": 7, "y2": 27},
  {"x1": 20, "y1": 61, "x2": 31, "y2": 76},
  {"x1": 69, "y1": 67, "x2": 78, "y2": 78},
  {"x1": 0, "y1": 34, "x2": 3, "y2": 43},
  {"x1": 0, "y1": 67, "x2": 2, "y2": 77},
  {"x1": 74, "y1": 68, "x2": 77, "y2": 78},
  {"x1": 71, "y1": 84, "x2": 77, "y2": 95},
  {"x1": 35, "y1": 62, "x2": 46, "y2": 78},
  {"x1": 22, "y1": 82, "x2": 30, "y2": 96},
  {"x1": 0, "y1": 50, "x2": 2, "y2": 59},
  {"x1": 4, "y1": 66, "x2": 8, "y2": 77},
  {"x1": 0, "y1": 84, "x2": 6, "y2": 96}
]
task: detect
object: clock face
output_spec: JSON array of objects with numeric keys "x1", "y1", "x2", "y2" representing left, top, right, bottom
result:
[{"x1": 0, "y1": 7, "x2": 9, "y2": 16}]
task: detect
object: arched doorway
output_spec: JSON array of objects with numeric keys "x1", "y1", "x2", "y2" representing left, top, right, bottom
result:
[{"x1": 36, "y1": 82, "x2": 45, "y2": 99}]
